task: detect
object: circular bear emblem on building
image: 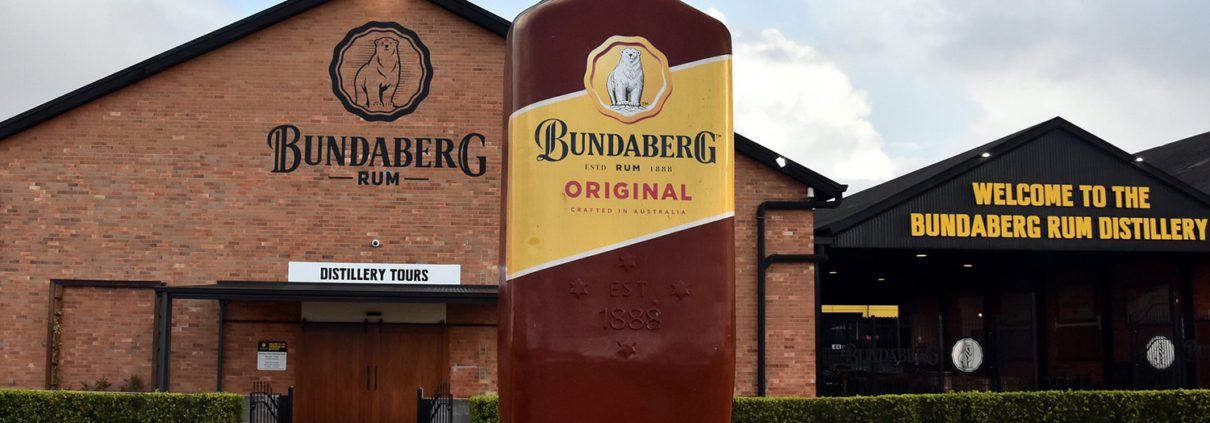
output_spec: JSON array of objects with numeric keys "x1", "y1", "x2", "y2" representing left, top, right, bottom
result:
[
  {"x1": 330, "y1": 22, "x2": 433, "y2": 121},
  {"x1": 950, "y1": 338, "x2": 983, "y2": 373},
  {"x1": 1146, "y1": 336, "x2": 1176, "y2": 370},
  {"x1": 584, "y1": 36, "x2": 673, "y2": 124}
]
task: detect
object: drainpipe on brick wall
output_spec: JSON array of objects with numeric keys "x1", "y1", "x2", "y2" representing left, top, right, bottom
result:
[{"x1": 756, "y1": 193, "x2": 841, "y2": 396}]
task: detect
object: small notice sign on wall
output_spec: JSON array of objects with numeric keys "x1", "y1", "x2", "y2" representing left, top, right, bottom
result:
[{"x1": 257, "y1": 341, "x2": 287, "y2": 372}]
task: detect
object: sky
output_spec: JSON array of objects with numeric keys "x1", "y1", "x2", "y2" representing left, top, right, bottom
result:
[{"x1": 2, "y1": 0, "x2": 1209, "y2": 192}]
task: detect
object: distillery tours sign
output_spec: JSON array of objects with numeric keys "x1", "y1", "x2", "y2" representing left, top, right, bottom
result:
[
  {"x1": 501, "y1": 1, "x2": 736, "y2": 422},
  {"x1": 265, "y1": 22, "x2": 488, "y2": 186},
  {"x1": 910, "y1": 182, "x2": 1209, "y2": 242},
  {"x1": 287, "y1": 261, "x2": 460, "y2": 285}
]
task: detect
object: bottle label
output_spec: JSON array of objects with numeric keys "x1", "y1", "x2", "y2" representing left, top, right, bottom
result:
[{"x1": 507, "y1": 36, "x2": 734, "y2": 279}]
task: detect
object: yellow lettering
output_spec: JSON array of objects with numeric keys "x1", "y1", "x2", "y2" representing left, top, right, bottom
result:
[
  {"x1": 971, "y1": 215, "x2": 986, "y2": 237},
  {"x1": 1076, "y1": 216, "x2": 1092, "y2": 239},
  {"x1": 1098, "y1": 217, "x2": 1113, "y2": 239},
  {"x1": 1010, "y1": 215, "x2": 1025, "y2": 237},
  {"x1": 1112, "y1": 186, "x2": 1126, "y2": 208},
  {"x1": 1026, "y1": 184, "x2": 1043, "y2": 206},
  {"x1": 972, "y1": 183, "x2": 995, "y2": 206},
  {"x1": 910, "y1": 213, "x2": 925, "y2": 236},
  {"x1": 1027, "y1": 216, "x2": 1041, "y2": 238},
  {"x1": 940, "y1": 214, "x2": 956, "y2": 237},
  {"x1": 925, "y1": 214, "x2": 940, "y2": 236},
  {"x1": 956, "y1": 214, "x2": 971, "y2": 237}
]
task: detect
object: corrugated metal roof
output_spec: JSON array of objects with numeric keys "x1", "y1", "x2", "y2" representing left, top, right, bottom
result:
[{"x1": 1137, "y1": 131, "x2": 1210, "y2": 195}]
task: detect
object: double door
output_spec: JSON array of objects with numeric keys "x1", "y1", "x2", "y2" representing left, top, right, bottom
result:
[{"x1": 297, "y1": 324, "x2": 446, "y2": 423}]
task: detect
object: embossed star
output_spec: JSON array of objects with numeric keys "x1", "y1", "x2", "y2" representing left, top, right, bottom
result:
[
  {"x1": 569, "y1": 278, "x2": 589, "y2": 299},
  {"x1": 617, "y1": 253, "x2": 638, "y2": 272},
  {"x1": 671, "y1": 280, "x2": 691, "y2": 300},
  {"x1": 617, "y1": 341, "x2": 638, "y2": 359}
]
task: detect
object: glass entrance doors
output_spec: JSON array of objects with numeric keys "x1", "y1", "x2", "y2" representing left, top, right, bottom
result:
[{"x1": 819, "y1": 251, "x2": 1195, "y2": 396}]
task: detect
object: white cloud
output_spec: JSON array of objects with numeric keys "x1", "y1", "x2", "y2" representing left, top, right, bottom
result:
[
  {"x1": 809, "y1": 0, "x2": 1210, "y2": 162},
  {"x1": 705, "y1": 7, "x2": 727, "y2": 25},
  {"x1": 0, "y1": 0, "x2": 242, "y2": 121},
  {"x1": 733, "y1": 29, "x2": 893, "y2": 184}
]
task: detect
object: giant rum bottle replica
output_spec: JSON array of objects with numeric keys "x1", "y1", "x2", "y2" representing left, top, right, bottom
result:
[{"x1": 502, "y1": 0, "x2": 735, "y2": 421}]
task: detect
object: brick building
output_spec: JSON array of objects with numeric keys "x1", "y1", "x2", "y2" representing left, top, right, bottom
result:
[{"x1": 0, "y1": 0, "x2": 843, "y2": 418}]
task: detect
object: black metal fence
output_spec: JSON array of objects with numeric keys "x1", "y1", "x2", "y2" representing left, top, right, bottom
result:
[
  {"x1": 417, "y1": 383, "x2": 453, "y2": 423},
  {"x1": 249, "y1": 381, "x2": 293, "y2": 423}
]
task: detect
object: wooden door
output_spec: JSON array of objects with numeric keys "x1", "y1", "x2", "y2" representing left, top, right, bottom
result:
[
  {"x1": 376, "y1": 326, "x2": 446, "y2": 423},
  {"x1": 297, "y1": 324, "x2": 373, "y2": 423}
]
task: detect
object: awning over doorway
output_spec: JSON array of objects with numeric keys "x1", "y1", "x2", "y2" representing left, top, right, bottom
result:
[{"x1": 157, "y1": 280, "x2": 498, "y2": 304}]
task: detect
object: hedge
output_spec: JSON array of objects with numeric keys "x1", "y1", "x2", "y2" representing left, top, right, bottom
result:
[
  {"x1": 0, "y1": 389, "x2": 243, "y2": 423},
  {"x1": 470, "y1": 395, "x2": 501, "y2": 423},
  {"x1": 472, "y1": 390, "x2": 1210, "y2": 423}
]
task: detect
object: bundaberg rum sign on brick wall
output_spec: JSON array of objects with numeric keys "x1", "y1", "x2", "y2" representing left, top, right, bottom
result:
[{"x1": 502, "y1": 0, "x2": 735, "y2": 421}]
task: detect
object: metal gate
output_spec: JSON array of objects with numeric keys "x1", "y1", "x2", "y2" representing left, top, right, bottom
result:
[
  {"x1": 1128, "y1": 302, "x2": 1184, "y2": 389},
  {"x1": 417, "y1": 383, "x2": 453, "y2": 423},
  {"x1": 819, "y1": 314, "x2": 942, "y2": 396},
  {"x1": 248, "y1": 381, "x2": 293, "y2": 423}
]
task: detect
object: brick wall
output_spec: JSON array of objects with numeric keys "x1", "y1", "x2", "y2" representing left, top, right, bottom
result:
[
  {"x1": 0, "y1": 0, "x2": 821, "y2": 398},
  {"x1": 57, "y1": 286, "x2": 156, "y2": 391},
  {"x1": 220, "y1": 302, "x2": 301, "y2": 393},
  {"x1": 447, "y1": 303, "x2": 498, "y2": 398},
  {"x1": 733, "y1": 156, "x2": 816, "y2": 397}
]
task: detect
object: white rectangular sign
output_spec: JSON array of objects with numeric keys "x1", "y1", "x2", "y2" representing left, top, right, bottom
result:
[
  {"x1": 257, "y1": 351, "x2": 287, "y2": 371},
  {"x1": 287, "y1": 262, "x2": 460, "y2": 285}
]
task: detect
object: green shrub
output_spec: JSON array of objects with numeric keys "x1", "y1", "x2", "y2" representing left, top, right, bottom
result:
[
  {"x1": 472, "y1": 390, "x2": 1210, "y2": 423},
  {"x1": 470, "y1": 395, "x2": 500, "y2": 423},
  {"x1": 0, "y1": 389, "x2": 242, "y2": 423}
]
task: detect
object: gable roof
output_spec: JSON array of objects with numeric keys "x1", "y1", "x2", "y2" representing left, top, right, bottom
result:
[
  {"x1": 1137, "y1": 131, "x2": 1210, "y2": 195},
  {"x1": 0, "y1": 0, "x2": 326, "y2": 141},
  {"x1": 0, "y1": 0, "x2": 845, "y2": 201},
  {"x1": 816, "y1": 116, "x2": 1210, "y2": 236}
]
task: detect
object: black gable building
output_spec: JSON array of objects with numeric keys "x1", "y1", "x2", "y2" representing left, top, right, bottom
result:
[
  {"x1": 814, "y1": 117, "x2": 1210, "y2": 396},
  {"x1": 1139, "y1": 131, "x2": 1210, "y2": 195}
]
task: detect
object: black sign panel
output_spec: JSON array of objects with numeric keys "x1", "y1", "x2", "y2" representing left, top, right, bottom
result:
[
  {"x1": 257, "y1": 341, "x2": 287, "y2": 353},
  {"x1": 833, "y1": 128, "x2": 1210, "y2": 252}
]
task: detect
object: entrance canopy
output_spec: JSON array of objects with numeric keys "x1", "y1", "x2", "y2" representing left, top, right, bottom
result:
[{"x1": 158, "y1": 281, "x2": 498, "y2": 304}]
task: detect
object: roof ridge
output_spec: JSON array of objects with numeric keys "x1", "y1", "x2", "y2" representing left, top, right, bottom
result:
[{"x1": 0, "y1": 0, "x2": 845, "y2": 199}]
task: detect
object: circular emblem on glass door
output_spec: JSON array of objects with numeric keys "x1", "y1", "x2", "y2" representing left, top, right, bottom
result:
[
  {"x1": 950, "y1": 338, "x2": 983, "y2": 373},
  {"x1": 1146, "y1": 336, "x2": 1175, "y2": 370}
]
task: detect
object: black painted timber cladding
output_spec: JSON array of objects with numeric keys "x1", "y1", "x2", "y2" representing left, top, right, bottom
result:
[{"x1": 829, "y1": 125, "x2": 1210, "y2": 251}]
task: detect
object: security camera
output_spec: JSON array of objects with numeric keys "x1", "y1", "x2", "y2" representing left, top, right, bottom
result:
[{"x1": 371, "y1": 239, "x2": 382, "y2": 248}]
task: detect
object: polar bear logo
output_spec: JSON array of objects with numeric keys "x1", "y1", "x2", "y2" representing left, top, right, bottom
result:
[
  {"x1": 354, "y1": 37, "x2": 402, "y2": 112},
  {"x1": 606, "y1": 48, "x2": 644, "y2": 110}
]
